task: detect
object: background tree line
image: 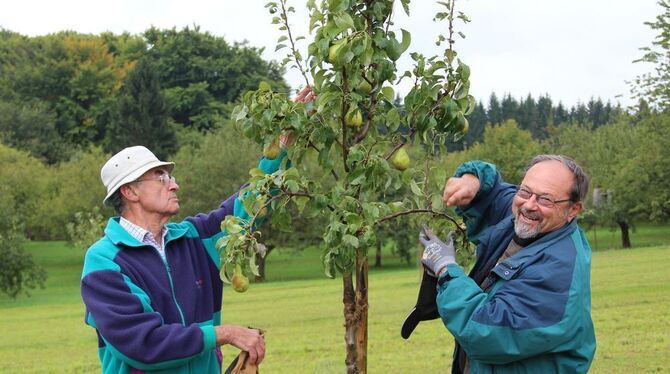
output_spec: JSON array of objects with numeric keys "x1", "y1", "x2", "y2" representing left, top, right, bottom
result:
[{"x1": 0, "y1": 26, "x2": 288, "y2": 163}]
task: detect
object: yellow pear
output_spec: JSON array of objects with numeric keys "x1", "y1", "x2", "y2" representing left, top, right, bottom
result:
[
  {"x1": 328, "y1": 40, "x2": 345, "y2": 65},
  {"x1": 391, "y1": 147, "x2": 410, "y2": 171},
  {"x1": 256, "y1": 198, "x2": 268, "y2": 218},
  {"x1": 345, "y1": 108, "x2": 363, "y2": 128},
  {"x1": 231, "y1": 264, "x2": 249, "y2": 293},
  {"x1": 461, "y1": 118, "x2": 470, "y2": 134},
  {"x1": 263, "y1": 138, "x2": 280, "y2": 159}
]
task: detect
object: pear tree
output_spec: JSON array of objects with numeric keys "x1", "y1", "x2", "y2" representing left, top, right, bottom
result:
[{"x1": 222, "y1": 0, "x2": 475, "y2": 372}]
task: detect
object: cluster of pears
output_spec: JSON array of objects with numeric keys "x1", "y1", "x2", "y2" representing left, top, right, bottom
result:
[{"x1": 231, "y1": 264, "x2": 250, "y2": 293}]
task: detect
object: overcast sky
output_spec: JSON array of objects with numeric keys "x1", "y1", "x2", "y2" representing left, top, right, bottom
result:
[{"x1": 0, "y1": 0, "x2": 661, "y2": 107}]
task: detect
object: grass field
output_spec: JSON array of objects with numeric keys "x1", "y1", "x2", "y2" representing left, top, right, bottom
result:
[{"x1": 1, "y1": 231, "x2": 669, "y2": 373}]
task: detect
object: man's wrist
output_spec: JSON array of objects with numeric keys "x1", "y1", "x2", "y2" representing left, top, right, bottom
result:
[{"x1": 436, "y1": 266, "x2": 448, "y2": 277}]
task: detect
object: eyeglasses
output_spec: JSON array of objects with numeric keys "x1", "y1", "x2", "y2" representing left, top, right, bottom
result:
[
  {"x1": 135, "y1": 172, "x2": 176, "y2": 186},
  {"x1": 516, "y1": 186, "x2": 572, "y2": 208}
]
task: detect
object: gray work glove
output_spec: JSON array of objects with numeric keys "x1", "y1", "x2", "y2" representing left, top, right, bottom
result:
[{"x1": 419, "y1": 225, "x2": 456, "y2": 277}]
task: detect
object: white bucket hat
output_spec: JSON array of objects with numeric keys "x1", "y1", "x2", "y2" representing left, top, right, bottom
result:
[{"x1": 101, "y1": 146, "x2": 174, "y2": 205}]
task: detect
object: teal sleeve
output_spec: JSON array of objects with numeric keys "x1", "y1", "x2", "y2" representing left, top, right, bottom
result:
[
  {"x1": 453, "y1": 161, "x2": 498, "y2": 197},
  {"x1": 233, "y1": 149, "x2": 289, "y2": 228},
  {"x1": 453, "y1": 161, "x2": 500, "y2": 243}
]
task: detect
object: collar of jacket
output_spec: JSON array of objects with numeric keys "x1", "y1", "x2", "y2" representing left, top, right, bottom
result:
[
  {"x1": 498, "y1": 217, "x2": 579, "y2": 270},
  {"x1": 104, "y1": 217, "x2": 189, "y2": 248}
]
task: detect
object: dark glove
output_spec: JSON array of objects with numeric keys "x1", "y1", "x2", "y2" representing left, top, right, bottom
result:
[
  {"x1": 401, "y1": 269, "x2": 440, "y2": 339},
  {"x1": 419, "y1": 225, "x2": 456, "y2": 277}
]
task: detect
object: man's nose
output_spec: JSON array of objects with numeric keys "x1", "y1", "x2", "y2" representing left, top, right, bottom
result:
[{"x1": 522, "y1": 193, "x2": 539, "y2": 209}]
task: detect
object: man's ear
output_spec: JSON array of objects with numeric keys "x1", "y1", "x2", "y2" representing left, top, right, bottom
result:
[
  {"x1": 567, "y1": 201, "x2": 583, "y2": 221},
  {"x1": 119, "y1": 184, "x2": 140, "y2": 203}
]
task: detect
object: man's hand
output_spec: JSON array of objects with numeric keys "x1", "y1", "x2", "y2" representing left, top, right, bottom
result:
[
  {"x1": 280, "y1": 86, "x2": 317, "y2": 148},
  {"x1": 443, "y1": 173, "x2": 480, "y2": 206},
  {"x1": 419, "y1": 225, "x2": 456, "y2": 277},
  {"x1": 292, "y1": 86, "x2": 315, "y2": 104},
  {"x1": 215, "y1": 325, "x2": 266, "y2": 365}
]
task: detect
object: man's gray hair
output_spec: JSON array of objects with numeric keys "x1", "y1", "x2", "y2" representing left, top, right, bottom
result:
[
  {"x1": 107, "y1": 189, "x2": 125, "y2": 215},
  {"x1": 524, "y1": 155, "x2": 589, "y2": 202}
]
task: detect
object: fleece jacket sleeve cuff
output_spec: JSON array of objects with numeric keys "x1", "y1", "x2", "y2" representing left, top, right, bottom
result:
[{"x1": 200, "y1": 325, "x2": 217, "y2": 352}]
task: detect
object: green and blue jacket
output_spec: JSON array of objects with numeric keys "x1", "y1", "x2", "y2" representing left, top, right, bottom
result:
[
  {"x1": 438, "y1": 161, "x2": 596, "y2": 373},
  {"x1": 81, "y1": 152, "x2": 285, "y2": 374}
]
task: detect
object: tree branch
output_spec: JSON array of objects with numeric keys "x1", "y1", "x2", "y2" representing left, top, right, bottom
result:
[
  {"x1": 375, "y1": 208, "x2": 465, "y2": 236},
  {"x1": 384, "y1": 127, "x2": 416, "y2": 160},
  {"x1": 308, "y1": 140, "x2": 339, "y2": 181},
  {"x1": 247, "y1": 189, "x2": 334, "y2": 232},
  {"x1": 341, "y1": 70, "x2": 350, "y2": 173},
  {"x1": 353, "y1": 93, "x2": 377, "y2": 144},
  {"x1": 279, "y1": 0, "x2": 311, "y2": 88}
]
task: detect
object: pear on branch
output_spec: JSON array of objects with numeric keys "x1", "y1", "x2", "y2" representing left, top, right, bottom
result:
[
  {"x1": 231, "y1": 264, "x2": 250, "y2": 293},
  {"x1": 345, "y1": 108, "x2": 363, "y2": 128},
  {"x1": 263, "y1": 138, "x2": 280, "y2": 159},
  {"x1": 391, "y1": 147, "x2": 410, "y2": 171}
]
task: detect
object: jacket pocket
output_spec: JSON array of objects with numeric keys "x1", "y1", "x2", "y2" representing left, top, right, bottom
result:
[{"x1": 491, "y1": 262, "x2": 521, "y2": 281}]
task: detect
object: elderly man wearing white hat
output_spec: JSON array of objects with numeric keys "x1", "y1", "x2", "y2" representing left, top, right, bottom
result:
[{"x1": 81, "y1": 87, "x2": 315, "y2": 374}]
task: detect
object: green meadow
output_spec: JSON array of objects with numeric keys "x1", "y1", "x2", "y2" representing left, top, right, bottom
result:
[{"x1": 1, "y1": 229, "x2": 669, "y2": 373}]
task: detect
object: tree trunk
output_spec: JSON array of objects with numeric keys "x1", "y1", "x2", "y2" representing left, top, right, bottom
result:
[
  {"x1": 342, "y1": 254, "x2": 369, "y2": 374},
  {"x1": 355, "y1": 255, "x2": 368, "y2": 373},
  {"x1": 618, "y1": 220, "x2": 631, "y2": 248},
  {"x1": 374, "y1": 239, "x2": 382, "y2": 268},
  {"x1": 343, "y1": 273, "x2": 358, "y2": 373}
]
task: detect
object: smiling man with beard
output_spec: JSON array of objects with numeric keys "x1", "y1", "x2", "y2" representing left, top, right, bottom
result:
[{"x1": 413, "y1": 155, "x2": 595, "y2": 374}]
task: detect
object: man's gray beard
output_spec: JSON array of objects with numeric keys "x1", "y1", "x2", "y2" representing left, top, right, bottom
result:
[{"x1": 514, "y1": 210, "x2": 542, "y2": 239}]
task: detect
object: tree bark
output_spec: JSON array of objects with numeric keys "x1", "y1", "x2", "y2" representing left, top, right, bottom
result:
[
  {"x1": 355, "y1": 255, "x2": 369, "y2": 374},
  {"x1": 618, "y1": 220, "x2": 631, "y2": 248},
  {"x1": 342, "y1": 254, "x2": 370, "y2": 374},
  {"x1": 343, "y1": 273, "x2": 358, "y2": 374}
]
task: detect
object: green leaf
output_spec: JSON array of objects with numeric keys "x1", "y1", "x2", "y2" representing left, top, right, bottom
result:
[
  {"x1": 333, "y1": 12, "x2": 354, "y2": 29},
  {"x1": 381, "y1": 86, "x2": 395, "y2": 102},
  {"x1": 232, "y1": 105, "x2": 248, "y2": 122},
  {"x1": 342, "y1": 234, "x2": 359, "y2": 248},
  {"x1": 249, "y1": 250, "x2": 260, "y2": 276},
  {"x1": 345, "y1": 212, "x2": 362, "y2": 227},
  {"x1": 259, "y1": 81, "x2": 272, "y2": 91},
  {"x1": 400, "y1": 29, "x2": 411, "y2": 54},
  {"x1": 400, "y1": 0, "x2": 410, "y2": 15},
  {"x1": 285, "y1": 180, "x2": 300, "y2": 193},
  {"x1": 294, "y1": 196, "x2": 310, "y2": 213},
  {"x1": 457, "y1": 61, "x2": 471, "y2": 81},
  {"x1": 410, "y1": 179, "x2": 423, "y2": 196},
  {"x1": 215, "y1": 236, "x2": 230, "y2": 251},
  {"x1": 249, "y1": 168, "x2": 265, "y2": 177},
  {"x1": 431, "y1": 194, "x2": 444, "y2": 211},
  {"x1": 386, "y1": 107, "x2": 400, "y2": 131}
]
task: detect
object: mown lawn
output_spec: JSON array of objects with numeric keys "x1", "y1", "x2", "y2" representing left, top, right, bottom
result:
[
  {"x1": 1, "y1": 233, "x2": 668, "y2": 373},
  {"x1": 583, "y1": 222, "x2": 670, "y2": 251}
]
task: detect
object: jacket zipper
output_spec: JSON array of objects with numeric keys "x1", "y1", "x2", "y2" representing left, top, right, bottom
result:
[
  {"x1": 149, "y1": 244, "x2": 187, "y2": 325},
  {"x1": 164, "y1": 259, "x2": 186, "y2": 325}
]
